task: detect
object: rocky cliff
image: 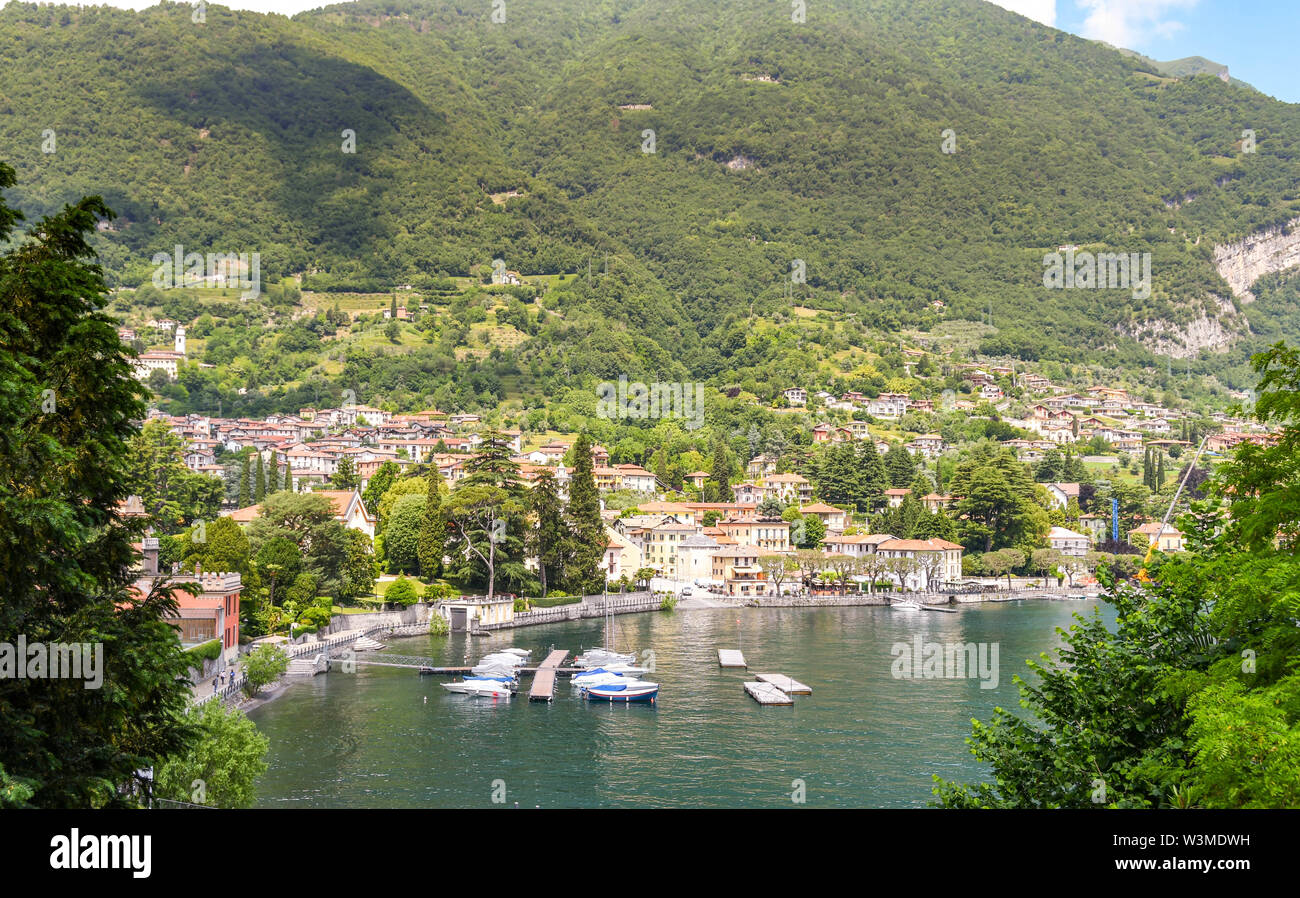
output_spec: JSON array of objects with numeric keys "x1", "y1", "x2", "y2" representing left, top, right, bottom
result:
[{"x1": 1214, "y1": 218, "x2": 1300, "y2": 302}]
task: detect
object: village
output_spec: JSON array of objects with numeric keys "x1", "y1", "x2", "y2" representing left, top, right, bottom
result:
[{"x1": 122, "y1": 325, "x2": 1278, "y2": 669}]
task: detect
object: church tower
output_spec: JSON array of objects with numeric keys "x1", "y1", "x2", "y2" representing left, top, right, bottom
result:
[{"x1": 174, "y1": 325, "x2": 186, "y2": 356}]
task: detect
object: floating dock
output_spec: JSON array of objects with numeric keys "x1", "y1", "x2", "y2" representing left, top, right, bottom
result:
[
  {"x1": 744, "y1": 681, "x2": 793, "y2": 705},
  {"x1": 754, "y1": 673, "x2": 811, "y2": 695},
  {"x1": 718, "y1": 649, "x2": 748, "y2": 668},
  {"x1": 528, "y1": 649, "x2": 569, "y2": 702}
]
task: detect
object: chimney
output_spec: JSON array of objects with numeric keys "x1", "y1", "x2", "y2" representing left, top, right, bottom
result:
[{"x1": 142, "y1": 537, "x2": 159, "y2": 577}]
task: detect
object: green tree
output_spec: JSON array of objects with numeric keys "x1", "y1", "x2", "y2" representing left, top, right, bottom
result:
[
  {"x1": 384, "y1": 493, "x2": 427, "y2": 574},
  {"x1": 0, "y1": 173, "x2": 195, "y2": 807},
  {"x1": 565, "y1": 433, "x2": 605, "y2": 594},
  {"x1": 240, "y1": 644, "x2": 289, "y2": 698},
  {"x1": 706, "y1": 434, "x2": 731, "y2": 503},
  {"x1": 937, "y1": 344, "x2": 1300, "y2": 809},
  {"x1": 884, "y1": 442, "x2": 917, "y2": 488},
  {"x1": 338, "y1": 528, "x2": 376, "y2": 602},
  {"x1": 126, "y1": 418, "x2": 223, "y2": 533},
  {"x1": 528, "y1": 468, "x2": 568, "y2": 596},
  {"x1": 332, "y1": 455, "x2": 360, "y2": 490},
  {"x1": 417, "y1": 464, "x2": 445, "y2": 580},
  {"x1": 238, "y1": 455, "x2": 251, "y2": 507},
  {"x1": 156, "y1": 700, "x2": 269, "y2": 808},
  {"x1": 362, "y1": 460, "x2": 398, "y2": 516}
]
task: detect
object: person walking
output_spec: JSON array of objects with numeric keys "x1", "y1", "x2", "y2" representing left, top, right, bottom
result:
[{"x1": 212, "y1": 676, "x2": 218, "y2": 694}]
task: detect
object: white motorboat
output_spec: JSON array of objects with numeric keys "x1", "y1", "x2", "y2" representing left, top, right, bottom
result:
[
  {"x1": 891, "y1": 599, "x2": 922, "y2": 611},
  {"x1": 442, "y1": 676, "x2": 516, "y2": 698}
]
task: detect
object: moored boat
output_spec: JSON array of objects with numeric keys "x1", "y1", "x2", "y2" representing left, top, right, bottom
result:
[{"x1": 582, "y1": 679, "x2": 659, "y2": 703}]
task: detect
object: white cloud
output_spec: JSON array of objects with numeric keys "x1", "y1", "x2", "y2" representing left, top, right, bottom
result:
[
  {"x1": 987, "y1": 1, "x2": 1058, "y2": 27},
  {"x1": 1075, "y1": 0, "x2": 1198, "y2": 48}
]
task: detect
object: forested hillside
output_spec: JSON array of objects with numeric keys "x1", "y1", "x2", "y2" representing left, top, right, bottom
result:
[{"x1": 2, "y1": 0, "x2": 1298, "y2": 377}]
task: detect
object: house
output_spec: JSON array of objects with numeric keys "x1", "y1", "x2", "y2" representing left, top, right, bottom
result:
[
  {"x1": 716, "y1": 518, "x2": 790, "y2": 553},
  {"x1": 746, "y1": 454, "x2": 779, "y2": 479},
  {"x1": 885, "y1": 488, "x2": 910, "y2": 509},
  {"x1": 638, "y1": 516, "x2": 699, "y2": 577},
  {"x1": 782, "y1": 387, "x2": 807, "y2": 407},
  {"x1": 136, "y1": 540, "x2": 241, "y2": 667},
  {"x1": 921, "y1": 493, "x2": 950, "y2": 513},
  {"x1": 1129, "y1": 522, "x2": 1186, "y2": 553},
  {"x1": 800, "y1": 502, "x2": 847, "y2": 532},
  {"x1": 1047, "y1": 526, "x2": 1091, "y2": 557},
  {"x1": 874, "y1": 538, "x2": 964, "y2": 590},
  {"x1": 1077, "y1": 513, "x2": 1108, "y2": 543},
  {"x1": 766, "y1": 472, "x2": 813, "y2": 504},
  {"x1": 686, "y1": 470, "x2": 710, "y2": 490},
  {"x1": 1045, "y1": 482, "x2": 1081, "y2": 511},
  {"x1": 821, "y1": 533, "x2": 894, "y2": 559},
  {"x1": 905, "y1": 434, "x2": 945, "y2": 459},
  {"x1": 710, "y1": 545, "x2": 771, "y2": 597},
  {"x1": 226, "y1": 488, "x2": 376, "y2": 539},
  {"x1": 866, "y1": 393, "x2": 910, "y2": 418},
  {"x1": 675, "y1": 533, "x2": 721, "y2": 585},
  {"x1": 133, "y1": 350, "x2": 184, "y2": 381}
]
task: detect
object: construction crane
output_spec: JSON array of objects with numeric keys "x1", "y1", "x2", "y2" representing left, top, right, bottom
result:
[{"x1": 1137, "y1": 435, "x2": 1208, "y2": 583}]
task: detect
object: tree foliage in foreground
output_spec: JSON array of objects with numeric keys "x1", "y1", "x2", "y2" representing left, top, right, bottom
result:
[
  {"x1": 935, "y1": 343, "x2": 1300, "y2": 809},
  {"x1": 0, "y1": 163, "x2": 195, "y2": 807}
]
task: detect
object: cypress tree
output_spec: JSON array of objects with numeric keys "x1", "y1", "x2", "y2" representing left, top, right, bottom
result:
[
  {"x1": 268, "y1": 451, "x2": 279, "y2": 494},
  {"x1": 565, "y1": 433, "x2": 605, "y2": 594},
  {"x1": 254, "y1": 452, "x2": 265, "y2": 502},
  {"x1": 417, "y1": 464, "x2": 445, "y2": 580},
  {"x1": 238, "y1": 456, "x2": 251, "y2": 507},
  {"x1": 527, "y1": 469, "x2": 568, "y2": 596},
  {"x1": 858, "y1": 440, "x2": 889, "y2": 514},
  {"x1": 283, "y1": 458, "x2": 293, "y2": 493},
  {"x1": 706, "y1": 435, "x2": 730, "y2": 503}
]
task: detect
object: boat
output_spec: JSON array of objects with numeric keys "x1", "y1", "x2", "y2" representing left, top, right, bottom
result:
[
  {"x1": 472, "y1": 662, "x2": 523, "y2": 677},
  {"x1": 442, "y1": 676, "x2": 516, "y2": 697},
  {"x1": 570, "y1": 668, "x2": 631, "y2": 690},
  {"x1": 891, "y1": 599, "x2": 922, "y2": 611},
  {"x1": 582, "y1": 679, "x2": 659, "y2": 703},
  {"x1": 573, "y1": 650, "x2": 637, "y2": 668}
]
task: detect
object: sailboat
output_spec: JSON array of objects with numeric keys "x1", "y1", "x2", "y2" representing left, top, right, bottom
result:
[{"x1": 574, "y1": 587, "x2": 638, "y2": 667}]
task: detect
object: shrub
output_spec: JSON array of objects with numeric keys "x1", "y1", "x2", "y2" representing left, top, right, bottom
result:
[
  {"x1": 186, "y1": 639, "x2": 222, "y2": 663},
  {"x1": 385, "y1": 575, "x2": 419, "y2": 606},
  {"x1": 659, "y1": 595, "x2": 678, "y2": 612},
  {"x1": 428, "y1": 613, "x2": 449, "y2": 636}
]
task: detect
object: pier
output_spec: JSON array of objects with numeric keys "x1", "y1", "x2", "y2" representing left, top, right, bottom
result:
[
  {"x1": 718, "y1": 649, "x2": 748, "y2": 668},
  {"x1": 744, "y1": 681, "x2": 793, "y2": 705},
  {"x1": 755, "y1": 673, "x2": 811, "y2": 695},
  {"x1": 529, "y1": 649, "x2": 570, "y2": 702}
]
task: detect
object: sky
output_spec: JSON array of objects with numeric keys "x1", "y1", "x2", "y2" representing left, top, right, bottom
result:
[
  {"x1": 1, "y1": 0, "x2": 1294, "y2": 103},
  {"x1": 992, "y1": 0, "x2": 1298, "y2": 103}
]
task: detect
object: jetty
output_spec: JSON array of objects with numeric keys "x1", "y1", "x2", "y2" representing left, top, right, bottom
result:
[
  {"x1": 744, "y1": 681, "x2": 793, "y2": 705},
  {"x1": 529, "y1": 649, "x2": 569, "y2": 702},
  {"x1": 754, "y1": 673, "x2": 811, "y2": 695},
  {"x1": 718, "y1": 649, "x2": 748, "y2": 668}
]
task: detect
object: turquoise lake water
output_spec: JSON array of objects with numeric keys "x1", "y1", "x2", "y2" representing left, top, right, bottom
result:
[{"x1": 250, "y1": 599, "x2": 1113, "y2": 808}]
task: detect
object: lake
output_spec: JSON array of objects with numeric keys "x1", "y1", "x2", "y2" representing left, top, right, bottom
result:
[{"x1": 250, "y1": 599, "x2": 1113, "y2": 808}]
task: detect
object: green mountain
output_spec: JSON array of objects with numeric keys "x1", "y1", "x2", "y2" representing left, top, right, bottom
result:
[{"x1": 2, "y1": 0, "x2": 1299, "y2": 383}]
